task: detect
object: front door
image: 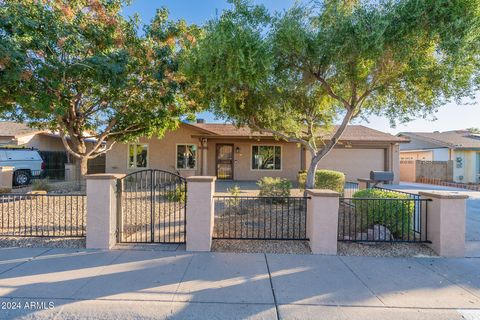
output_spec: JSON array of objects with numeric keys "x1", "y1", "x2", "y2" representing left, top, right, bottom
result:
[{"x1": 216, "y1": 144, "x2": 234, "y2": 180}]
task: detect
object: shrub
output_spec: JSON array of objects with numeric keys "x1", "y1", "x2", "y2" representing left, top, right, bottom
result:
[
  {"x1": 298, "y1": 169, "x2": 345, "y2": 194},
  {"x1": 166, "y1": 184, "x2": 186, "y2": 203},
  {"x1": 352, "y1": 188, "x2": 415, "y2": 239},
  {"x1": 227, "y1": 184, "x2": 241, "y2": 207},
  {"x1": 31, "y1": 179, "x2": 52, "y2": 193},
  {"x1": 257, "y1": 177, "x2": 292, "y2": 197}
]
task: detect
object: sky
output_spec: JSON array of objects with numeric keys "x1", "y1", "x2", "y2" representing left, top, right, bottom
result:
[{"x1": 122, "y1": 0, "x2": 480, "y2": 135}]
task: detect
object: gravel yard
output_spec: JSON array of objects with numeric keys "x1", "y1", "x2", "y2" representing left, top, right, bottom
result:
[
  {"x1": 12, "y1": 180, "x2": 86, "y2": 194},
  {"x1": 338, "y1": 241, "x2": 437, "y2": 257},
  {"x1": 0, "y1": 236, "x2": 85, "y2": 248},
  {"x1": 212, "y1": 239, "x2": 311, "y2": 254},
  {"x1": 212, "y1": 240, "x2": 437, "y2": 257},
  {"x1": 0, "y1": 194, "x2": 86, "y2": 237}
]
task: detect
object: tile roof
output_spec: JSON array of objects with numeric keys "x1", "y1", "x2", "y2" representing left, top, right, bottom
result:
[
  {"x1": 189, "y1": 123, "x2": 407, "y2": 142},
  {"x1": 398, "y1": 131, "x2": 480, "y2": 149},
  {"x1": 0, "y1": 122, "x2": 44, "y2": 137}
]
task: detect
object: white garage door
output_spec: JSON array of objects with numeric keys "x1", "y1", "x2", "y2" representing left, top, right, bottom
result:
[{"x1": 316, "y1": 148, "x2": 385, "y2": 182}]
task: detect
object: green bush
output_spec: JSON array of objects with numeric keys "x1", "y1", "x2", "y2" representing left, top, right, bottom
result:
[
  {"x1": 298, "y1": 169, "x2": 345, "y2": 193},
  {"x1": 166, "y1": 184, "x2": 186, "y2": 203},
  {"x1": 32, "y1": 179, "x2": 52, "y2": 193},
  {"x1": 257, "y1": 177, "x2": 292, "y2": 197},
  {"x1": 227, "y1": 184, "x2": 241, "y2": 207},
  {"x1": 352, "y1": 188, "x2": 415, "y2": 238}
]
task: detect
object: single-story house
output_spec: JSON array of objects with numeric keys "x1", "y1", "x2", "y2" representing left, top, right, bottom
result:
[
  {"x1": 106, "y1": 121, "x2": 406, "y2": 184},
  {"x1": 398, "y1": 130, "x2": 480, "y2": 183},
  {"x1": 0, "y1": 121, "x2": 106, "y2": 174}
]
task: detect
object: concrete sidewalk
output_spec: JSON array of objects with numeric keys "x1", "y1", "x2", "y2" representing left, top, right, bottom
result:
[{"x1": 1, "y1": 248, "x2": 480, "y2": 319}]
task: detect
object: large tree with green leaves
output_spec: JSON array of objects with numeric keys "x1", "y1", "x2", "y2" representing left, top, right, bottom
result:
[
  {"x1": 185, "y1": 0, "x2": 480, "y2": 188},
  {"x1": 0, "y1": 0, "x2": 200, "y2": 176}
]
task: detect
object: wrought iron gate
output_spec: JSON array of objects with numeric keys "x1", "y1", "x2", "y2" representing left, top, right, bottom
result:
[{"x1": 117, "y1": 170, "x2": 186, "y2": 243}]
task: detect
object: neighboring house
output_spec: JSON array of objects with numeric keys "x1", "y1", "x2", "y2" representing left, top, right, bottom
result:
[
  {"x1": 106, "y1": 121, "x2": 406, "y2": 184},
  {"x1": 0, "y1": 121, "x2": 106, "y2": 174},
  {"x1": 398, "y1": 130, "x2": 480, "y2": 183}
]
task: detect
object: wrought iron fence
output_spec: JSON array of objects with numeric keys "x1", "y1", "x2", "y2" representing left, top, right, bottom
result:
[
  {"x1": 338, "y1": 197, "x2": 430, "y2": 243},
  {"x1": 213, "y1": 196, "x2": 308, "y2": 240},
  {"x1": 0, "y1": 193, "x2": 86, "y2": 237},
  {"x1": 373, "y1": 186, "x2": 423, "y2": 232}
]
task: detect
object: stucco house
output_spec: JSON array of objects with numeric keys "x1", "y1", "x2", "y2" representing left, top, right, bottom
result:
[
  {"x1": 106, "y1": 121, "x2": 406, "y2": 184},
  {"x1": 398, "y1": 130, "x2": 480, "y2": 183}
]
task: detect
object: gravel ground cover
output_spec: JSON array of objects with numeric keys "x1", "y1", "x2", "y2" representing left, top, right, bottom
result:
[
  {"x1": 0, "y1": 236, "x2": 85, "y2": 248},
  {"x1": 12, "y1": 180, "x2": 86, "y2": 194},
  {"x1": 212, "y1": 240, "x2": 437, "y2": 257},
  {"x1": 0, "y1": 194, "x2": 86, "y2": 237},
  {"x1": 338, "y1": 241, "x2": 437, "y2": 257},
  {"x1": 212, "y1": 239, "x2": 311, "y2": 254}
]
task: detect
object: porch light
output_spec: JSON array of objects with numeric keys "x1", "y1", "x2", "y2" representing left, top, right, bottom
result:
[{"x1": 235, "y1": 147, "x2": 240, "y2": 153}]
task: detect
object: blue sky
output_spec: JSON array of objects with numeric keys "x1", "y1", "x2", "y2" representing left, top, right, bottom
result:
[{"x1": 122, "y1": 0, "x2": 480, "y2": 134}]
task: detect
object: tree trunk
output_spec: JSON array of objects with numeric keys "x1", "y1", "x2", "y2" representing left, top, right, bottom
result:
[
  {"x1": 79, "y1": 157, "x2": 88, "y2": 178},
  {"x1": 305, "y1": 155, "x2": 322, "y2": 189}
]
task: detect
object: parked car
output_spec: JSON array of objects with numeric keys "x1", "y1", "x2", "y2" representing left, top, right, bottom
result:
[{"x1": 0, "y1": 148, "x2": 45, "y2": 186}]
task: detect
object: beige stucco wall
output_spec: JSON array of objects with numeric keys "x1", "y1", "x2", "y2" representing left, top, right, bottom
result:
[
  {"x1": 105, "y1": 124, "x2": 398, "y2": 183},
  {"x1": 19, "y1": 134, "x2": 67, "y2": 152},
  {"x1": 400, "y1": 151, "x2": 433, "y2": 161},
  {"x1": 205, "y1": 139, "x2": 302, "y2": 181},
  {"x1": 306, "y1": 147, "x2": 387, "y2": 182},
  {"x1": 106, "y1": 124, "x2": 202, "y2": 177}
]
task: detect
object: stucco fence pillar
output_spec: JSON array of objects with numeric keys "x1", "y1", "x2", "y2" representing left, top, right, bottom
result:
[
  {"x1": 0, "y1": 166, "x2": 13, "y2": 190},
  {"x1": 306, "y1": 189, "x2": 340, "y2": 255},
  {"x1": 419, "y1": 191, "x2": 468, "y2": 257},
  {"x1": 85, "y1": 173, "x2": 125, "y2": 249},
  {"x1": 186, "y1": 176, "x2": 216, "y2": 252}
]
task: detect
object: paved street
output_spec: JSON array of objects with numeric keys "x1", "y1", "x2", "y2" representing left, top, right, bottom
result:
[{"x1": 0, "y1": 247, "x2": 480, "y2": 319}]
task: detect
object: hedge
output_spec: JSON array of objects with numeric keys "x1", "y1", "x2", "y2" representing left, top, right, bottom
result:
[
  {"x1": 298, "y1": 169, "x2": 345, "y2": 193},
  {"x1": 352, "y1": 188, "x2": 415, "y2": 239}
]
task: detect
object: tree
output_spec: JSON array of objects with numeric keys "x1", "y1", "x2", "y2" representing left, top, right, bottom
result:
[
  {"x1": 185, "y1": 0, "x2": 480, "y2": 188},
  {"x1": 467, "y1": 128, "x2": 480, "y2": 134},
  {"x1": 0, "y1": 0, "x2": 200, "y2": 176}
]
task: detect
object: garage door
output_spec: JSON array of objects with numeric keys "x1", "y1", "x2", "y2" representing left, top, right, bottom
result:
[{"x1": 316, "y1": 148, "x2": 385, "y2": 182}]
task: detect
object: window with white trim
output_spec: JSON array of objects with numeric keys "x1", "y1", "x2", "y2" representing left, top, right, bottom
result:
[
  {"x1": 176, "y1": 144, "x2": 197, "y2": 170},
  {"x1": 128, "y1": 144, "x2": 148, "y2": 168},
  {"x1": 252, "y1": 145, "x2": 281, "y2": 170}
]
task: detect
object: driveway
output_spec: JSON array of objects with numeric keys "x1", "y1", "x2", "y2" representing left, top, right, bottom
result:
[
  {"x1": 1, "y1": 247, "x2": 480, "y2": 319},
  {"x1": 384, "y1": 182, "x2": 480, "y2": 256}
]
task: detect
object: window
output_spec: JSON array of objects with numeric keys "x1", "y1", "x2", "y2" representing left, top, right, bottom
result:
[
  {"x1": 252, "y1": 145, "x2": 281, "y2": 170},
  {"x1": 177, "y1": 144, "x2": 197, "y2": 170},
  {"x1": 128, "y1": 144, "x2": 148, "y2": 169}
]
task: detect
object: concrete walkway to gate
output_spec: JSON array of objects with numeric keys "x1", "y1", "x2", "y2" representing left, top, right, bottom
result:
[{"x1": 1, "y1": 247, "x2": 480, "y2": 319}]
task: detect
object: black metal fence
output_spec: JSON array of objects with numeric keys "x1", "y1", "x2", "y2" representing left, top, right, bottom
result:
[
  {"x1": 0, "y1": 193, "x2": 86, "y2": 237},
  {"x1": 373, "y1": 186, "x2": 423, "y2": 232},
  {"x1": 338, "y1": 197, "x2": 430, "y2": 243},
  {"x1": 213, "y1": 196, "x2": 308, "y2": 240},
  {"x1": 117, "y1": 169, "x2": 187, "y2": 244}
]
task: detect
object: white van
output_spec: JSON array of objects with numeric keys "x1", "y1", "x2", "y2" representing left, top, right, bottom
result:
[{"x1": 0, "y1": 148, "x2": 45, "y2": 186}]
